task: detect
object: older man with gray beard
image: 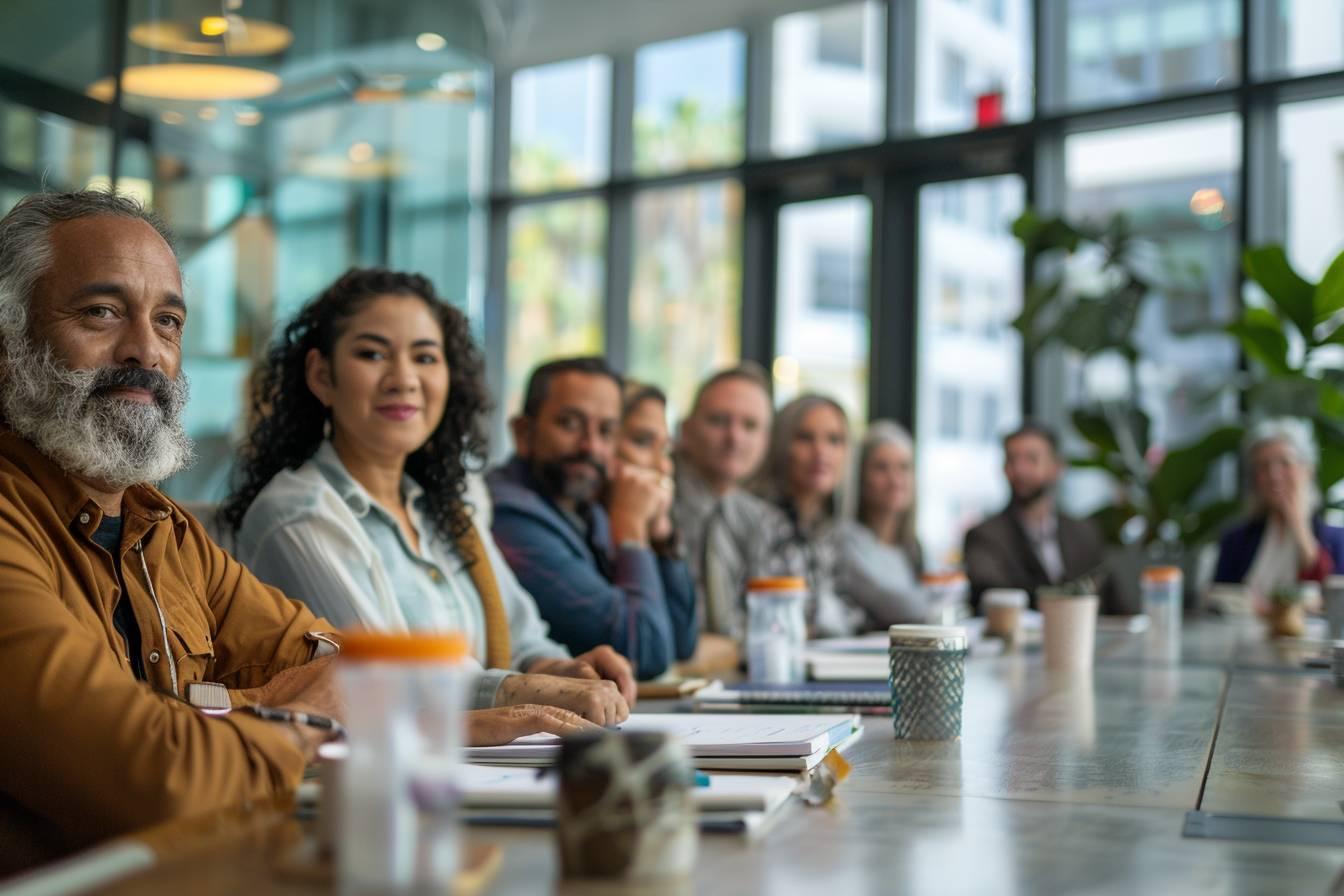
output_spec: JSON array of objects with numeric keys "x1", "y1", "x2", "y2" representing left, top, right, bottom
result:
[{"x1": 0, "y1": 191, "x2": 342, "y2": 876}]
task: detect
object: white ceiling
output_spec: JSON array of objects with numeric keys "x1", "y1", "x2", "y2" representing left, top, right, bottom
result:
[{"x1": 482, "y1": 0, "x2": 861, "y2": 70}]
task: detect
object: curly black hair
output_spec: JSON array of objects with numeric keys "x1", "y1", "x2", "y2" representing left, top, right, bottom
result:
[{"x1": 218, "y1": 268, "x2": 490, "y2": 561}]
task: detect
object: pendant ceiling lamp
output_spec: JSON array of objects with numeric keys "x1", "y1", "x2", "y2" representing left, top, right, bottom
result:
[{"x1": 88, "y1": 0, "x2": 289, "y2": 103}]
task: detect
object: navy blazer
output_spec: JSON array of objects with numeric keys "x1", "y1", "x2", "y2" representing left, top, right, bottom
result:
[
  {"x1": 1213, "y1": 516, "x2": 1344, "y2": 584},
  {"x1": 486, "y1": 456, "x2": 697, "y2": 680}
]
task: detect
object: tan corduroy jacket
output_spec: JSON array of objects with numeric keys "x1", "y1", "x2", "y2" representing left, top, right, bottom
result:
[{"x1": 0, "y1": 431, "x2": 336, "y2": 876}]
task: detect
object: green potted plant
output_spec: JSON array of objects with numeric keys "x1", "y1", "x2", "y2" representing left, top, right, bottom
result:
[
  {"x1": 1232, "y1": 245, "x2": 1344, "y2": 505},
  {"x1": 1011, "y1": 210, "x2": 1244, "y2": 563}
]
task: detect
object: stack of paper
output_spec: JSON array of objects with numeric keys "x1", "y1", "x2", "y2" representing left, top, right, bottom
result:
[
  {"x1": 458, "y1": 764, "x2": 798, "y2": 833},
  {"x1": 693, "y1": 680, "x2": 891, "y2": 714},
  {"x1": 462, "y1": 713, "x2": 863, "y2": 772}
]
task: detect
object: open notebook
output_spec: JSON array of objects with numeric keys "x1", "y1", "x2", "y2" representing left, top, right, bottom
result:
[{"x1": 462, "y1": 713, "x2": 863, "y2": 772}]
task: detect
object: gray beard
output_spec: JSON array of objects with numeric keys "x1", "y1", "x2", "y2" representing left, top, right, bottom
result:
[{"x1": 1, "y1": 339, "x2": 194, "y2": 491}]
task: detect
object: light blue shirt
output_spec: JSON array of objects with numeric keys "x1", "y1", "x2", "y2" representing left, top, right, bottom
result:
[{"x1": 234, "y1": 442, "x2": 569, "y2": 709}]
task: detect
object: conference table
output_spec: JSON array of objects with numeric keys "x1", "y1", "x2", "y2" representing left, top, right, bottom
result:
[{"x1": 13, "y1": 618, "x2": 1344, "y2": 895}]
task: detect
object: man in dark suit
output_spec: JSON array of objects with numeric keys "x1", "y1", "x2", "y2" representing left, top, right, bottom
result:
[{"x1": 964, "y1": 421, "x2": 1127, "y2": 614}]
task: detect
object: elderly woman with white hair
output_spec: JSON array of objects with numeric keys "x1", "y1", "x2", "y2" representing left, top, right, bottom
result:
[
  {"x1": 1213, "y1": 418, "x2": 1344, "y2": 594},
  {"x1": 834, "y1": 420, "x2": 930, "y2": 627}
]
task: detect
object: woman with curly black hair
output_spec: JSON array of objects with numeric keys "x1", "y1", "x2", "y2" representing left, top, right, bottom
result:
[{"x1": 222, "y1": 268, "x2": 635, "y2": 723}]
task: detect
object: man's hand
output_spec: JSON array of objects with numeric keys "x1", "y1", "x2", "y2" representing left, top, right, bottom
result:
[
  {"x1": 530, "y1": 646, "x2": 638, "y2": 706},
  {"x1": 495, "y1": 673, "x2": 629, "y2": 726},
  {"x1": 230, "y1": 656, "x2": 343, "y2": 762},
  {"x1": 606, "y1": 461, "x2": 665, "y2": 547},
  {"x1": 467, "y1": 705, "x2": 600, "y2": 746}
]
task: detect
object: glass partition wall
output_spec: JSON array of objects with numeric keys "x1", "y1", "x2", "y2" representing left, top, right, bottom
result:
[{"x1": 0, "y1": 0, "x2": 491, "y2": 502}]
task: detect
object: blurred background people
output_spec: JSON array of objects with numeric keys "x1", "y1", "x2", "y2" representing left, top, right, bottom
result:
[
  {"x1": 1214, "y1": 418, "x2": 1344, "y2": 596},
  {"x1": 835, "y1": 421, "x2": 929, "y2": 628},
  {"x1": 964, "y1": 421, "x2": 1127, "y2": 613},
  {"x1": 753, "y1": 393, "x2": 861, "y2": 637},
  {"x1": 673, "y1": 364, "x2": 801, "y2": 650}
]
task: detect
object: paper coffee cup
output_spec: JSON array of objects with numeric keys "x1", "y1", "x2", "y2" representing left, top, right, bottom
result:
[{"x1": 1041, "y1": 595, "x2": 1099, "y2": 670}]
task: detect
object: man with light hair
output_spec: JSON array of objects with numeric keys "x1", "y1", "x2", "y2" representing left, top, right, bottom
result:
[
  {"x1": 0, "y1": 190, "x2": 346, "y2": 874},
  {"x1": 1213, "y1": 417, "x2": 1344, "y2": 594},
  {"x1": 673, "y1": 363, "x2": 801, "y2": 652}
]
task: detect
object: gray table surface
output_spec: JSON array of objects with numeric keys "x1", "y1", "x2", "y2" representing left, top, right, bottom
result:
[
  {"x1": 63, "y1": 619, "x2": 1344, "y2": 896},
  {"x1": 481, "y1": 620, "x2": 1344, "y2": 894}
]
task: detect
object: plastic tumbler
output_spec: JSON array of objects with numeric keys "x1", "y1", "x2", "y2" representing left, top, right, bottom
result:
[
  {"x1": 1141, "y1": 566, "x2": 1183, "y2": 659},
  {"x1": 888, "y1": 624, "x2": 968, "y2": 740},
  {"x1": 337, "y1": 631, "x2": 469, "y2": 896},
  {"x1": 746, "y1": 577, "x2": 808, "y2": 683},
  {"x1": 1325, "y1": 576, "x2": 1344, "y2": 640}
]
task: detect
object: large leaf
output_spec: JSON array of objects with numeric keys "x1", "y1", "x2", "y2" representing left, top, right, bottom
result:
[
  {"x1": 1012, "y1": 210, "x2": 1085, "y2": 258},
  {"x1": 1012, "y1": 278, "x2": 1063, "y2": 350},
  {"x1": 1180, "y1": 498, "x2": 1243, "y2": 547},
  {"x1": 1072, "y1": 408, "x2": 1120, "y2": 455},
  {"x1": 1318, "y1": 440, "x2": 1344, "y2": 495},
  {"x1": 1226, "y1": 307, "x2": 1292, "y2": 375},
  {"x1": 1089, "y1": 503, "x2": 1141, "y2": 547},
  {"x1": 1148, "y1": 426, "x2": 1244, "y2": 515},
  {"x1": 1319, "y1": 379, "x2": 1344, "y2": 420},
  {"x1": 1243, "y1": 245, "x2": 1316, "y2": 341},
  {"x1": 1314, "y1": 247, "x2": 1344, "y2": 327},
  {"x1": 1055, "y1": 287, "x2": 1142, "y2": 355}
]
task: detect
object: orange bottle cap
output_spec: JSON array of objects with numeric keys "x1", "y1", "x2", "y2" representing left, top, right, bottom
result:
[
  {"x1": 747, "y1": 576, "x2": 807, "y2": 593},
  {"x1": 339, "y1": 630, "x2": 469, "y2": 663}
]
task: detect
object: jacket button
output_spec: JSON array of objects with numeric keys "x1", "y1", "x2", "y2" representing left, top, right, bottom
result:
[
  {"x1": 79, "y1": 513, "x2": 90, "y2": 525},
  {"x1": 148, "y1": 650, "x2": 161, "y2": 664}
]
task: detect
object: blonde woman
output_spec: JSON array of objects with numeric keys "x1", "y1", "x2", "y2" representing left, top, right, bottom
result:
[{"x1": 836, "y1": 421, "x2": 929, "y2": 627}]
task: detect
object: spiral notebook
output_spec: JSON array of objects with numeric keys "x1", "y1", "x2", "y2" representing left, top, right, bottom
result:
[{"x1": 693, "y1": 680, "x2": 890, "y2": 708}]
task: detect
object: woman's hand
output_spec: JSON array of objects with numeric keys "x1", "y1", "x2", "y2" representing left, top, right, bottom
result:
[{"x1": 466, "y1": 705, "x2": 599, "y2": 746}]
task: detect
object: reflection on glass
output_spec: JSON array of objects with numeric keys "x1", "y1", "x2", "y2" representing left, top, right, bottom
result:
[
  {"x1": 506, "y1": 199, "x2": 607, "y2": 416},
  {"x1": 917, "y1": 176, "x2": 1024, "y2": 566},
  {"x1": 629, "y1": 181, "x2": 742, "y2": 420},
  {"x1": 774, "y1": 196, "x2": 871, "y2": 422},
  {"x1": 1262, "y1": 2, "x2": 1344, "y2": 78},
  {"x1": 1062, "y1": 0, "x2": 1239, "y2": 109},
  {"x1": 1063, "y1": 114, "x2": 1241, "y2": 511},
  {"x1": 511, "y1": 56, "x2": 611, "y2": 192},
  {"x1": 634, "y1": 30, "x2": 745, "y2": 175},
  {"x1": 916, "y1": 0, "x2": 1033, "y2": 133},
  {"x1": 771, "y1": 2, "x2": 885, "y2": 156},
  {"x1": 1278, "y1": 97, "x2": 1344, "y2": 279}
]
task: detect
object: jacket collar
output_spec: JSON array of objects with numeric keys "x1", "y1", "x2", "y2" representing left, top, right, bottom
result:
[
  {"x1": 489, "y1": 455, "x2": 609, "y2": 561},
  {"x1": 0, "y1": 429, "x2": 185, "y2": 537}
]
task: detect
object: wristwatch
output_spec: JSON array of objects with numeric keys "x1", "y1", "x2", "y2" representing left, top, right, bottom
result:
[{"x1": 186, "y1": 681, "x2": 232, "y2": 715}]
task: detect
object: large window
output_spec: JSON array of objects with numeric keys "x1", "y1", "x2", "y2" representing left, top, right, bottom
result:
[
  {"x1": 917, "y1": 175, "x2": 1025, "y2": 567},
  {"x1": 916, "y1": 0, "x2": 1034, "y2": 133},
  {"x1": 1062, "y1": 114, "x2": 1242, "y2": 511},
  {"x1": 1263, "y1": 2, "x2": 1344, "y2": 78},
  {"x1": 1277, "y1": 96, "x2": 1344, "y2": 279},
  {"x1": 634, "y1": 30, "x2": 746, "y2": 175},
  {"x1": 1061, "y1": 0, "x2": 1240, "y2": 109},
  {"x1": 511, "y1": 56, "x2": 611, "y2": 192},
  {"x1": 505, "y1": 199, "x2": 607, "y2": 416},
  {"x1": 628, "y1": 181, "x2": 744, "y2": 419},
  {"x1": 771, "y1": 2, "x2": 885, "y2": 156},
  {"x1": 774, "y1": 196, "x2": 872, "y2": 422}
]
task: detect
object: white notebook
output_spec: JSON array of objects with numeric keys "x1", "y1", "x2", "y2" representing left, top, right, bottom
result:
[
  {"x1": 462, "y1": 713, "x2": 861, "y2": 767},
  {"x1": 459, "y1": 764, "x2": 798, "y2": 813}
]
